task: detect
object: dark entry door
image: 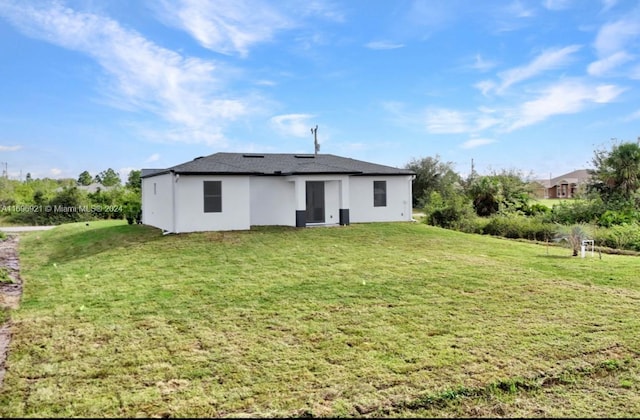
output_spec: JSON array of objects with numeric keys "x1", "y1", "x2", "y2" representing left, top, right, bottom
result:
[{"x1": 306, "y1": 181, "x2": 325, "y2": 223}]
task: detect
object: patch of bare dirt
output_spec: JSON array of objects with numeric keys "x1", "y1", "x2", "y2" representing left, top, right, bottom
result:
[{"x1": 0, "y1": 234, "x2": 22, "y2": 389}]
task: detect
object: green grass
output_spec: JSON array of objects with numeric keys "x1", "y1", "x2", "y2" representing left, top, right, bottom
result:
[
  {"x1": 1, "y1": 220, "x2": 639, "y2": 417},
  {"x1": 534, "y1": 198, "x2": 583, "y2": 209},
  {"x1": 0, "y1": 267, "x2": 13, "y2": 284}
]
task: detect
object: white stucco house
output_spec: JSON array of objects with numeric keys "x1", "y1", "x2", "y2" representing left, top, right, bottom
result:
[{"x1": 141, "y1": 152, "x2": 415, "y2": 233}]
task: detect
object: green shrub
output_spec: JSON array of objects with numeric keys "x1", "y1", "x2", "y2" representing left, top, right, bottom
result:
[
  {"x1": 423, "y1": 191, "x2": 475, "y2": 230},
  {"x1": 597, "y1": 209, "x2": 640, "y2": 227},
  {"x1": 592, "y1": 223, "x2": 640, "y2": 251},
  {"x1": 523, "y1": 203, "x2": 550, "y2": 216},
  {"x1": 451, "y1": 215, "x2": 488, "y2": 235},
  {"x1": 544, "y1": 199, "x2": 606, "y2": 225},
  {"x1": 483, "y1": 214, "x2": 556, "y2": 241}
]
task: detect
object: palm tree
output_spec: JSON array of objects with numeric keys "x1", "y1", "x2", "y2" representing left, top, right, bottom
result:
[
  {"x1": 609, "y1": 142, "x2": 640, "y2": 199},
  {"x1": 555, "y1": 224, "x2": 588, "y2": 257},
  {"x1": 589, "y1": 141, "x2": 640, "y2": 203}
]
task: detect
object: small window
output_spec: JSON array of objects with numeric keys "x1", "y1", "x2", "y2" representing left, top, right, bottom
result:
[
  {"x1": 203, "y1": 181, "x2": 222, "y2": 213},
  {"x1": 373, "y1": 180, "x2": 386, "y2": 207}
]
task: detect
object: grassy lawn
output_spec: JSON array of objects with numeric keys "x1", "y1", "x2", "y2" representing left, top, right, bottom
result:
[
  {"x1": 534, "y1": 198, "x2": 583, "y2": 209},
  {"x1": 1, "y1": 220, "x2": 639, "y2": 417}
]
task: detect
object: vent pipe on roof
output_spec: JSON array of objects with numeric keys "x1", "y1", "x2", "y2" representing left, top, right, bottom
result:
[{"x1": 311, "y1": 125, "x2": 320, "y2": 157}]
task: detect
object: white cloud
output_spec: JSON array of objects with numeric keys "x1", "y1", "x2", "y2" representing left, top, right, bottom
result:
[
  {"x1": 475, "y1": 80, "x2": 497, "y2": 96},
  {"x1": 471, "y1": 54, "x2": 497, "y2": 72},
  {"x1": 505, "y1": 1, "x2": 535, "y2": 18},
  {"x1": 255, "y1": 79, "x2": 277, "y2": 86},
  {"x1": 461, "y1": 138, "x2": 496, "y2": 149},
  {"x1": 365, "y1": 41, "x2": 404, "y2": 50},
  {"x1": 495, "y1": 45, "x2": 582, "y2": 93},
  {"x1": 157, "y1": 0, "x2": 346, "y2": 57},
  {"x1": 424, "y1": 107, "x2": 501, "y2": 134},
  {"x1": 0, "y1": 1, "x2": 249, "y2": 146},
  {"x1": 601, "y1": 0, "x2": 617, "y2": 12},
  {"x1": 0, "y1": 145, "x2": 21, "y2": 151},
  {"x1": 119, "y1": 167, "x2": 135, "y2": 180},
  {"x1": 297, "y1": 1, "x2": 345, "y2": 23},
  {"x1": 474, "y1": 114, "x2": 501, "y2": 131},
  {"x1": 157, "y1": 0, "x2": 293, "y2": 57},
  {"x1": 622, "y1": 109, "x2": 640, "y2": 121},
  {"x1": 424, "y1": 108, "x2": 470, "y2": 134},
  {"x1": 145, "y1": 153, "x2": 160, "y2": 163},
  {"x1": 594, "y1": 13, "x2": 640, "y2": 57},
  {"x1": 589, "y1": 13, "x2": 640, "y2": 77},
  {"x1": 543, "y1": 0, "x2": 573, "y2": 11},
  {"x1": 50, "y1": 168, "x2": 62, "y2": 176},
  {"x1": 508, "y1": 80, "x2": 625, "y2": 131},
  {"x1": 588, "y1": 51, "x2": 634, "y2": 76},
  {"x1": 270, "y1": 114, "x2": 316, "y2": 138}
]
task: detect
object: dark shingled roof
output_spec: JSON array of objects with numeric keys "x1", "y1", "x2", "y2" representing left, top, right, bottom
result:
[
  {"x1": 141, "y1": 168, "x2": 166, "y2": 178},
  {"x1": 142, "y1": 153, "x2": 414, "y2": 178}
]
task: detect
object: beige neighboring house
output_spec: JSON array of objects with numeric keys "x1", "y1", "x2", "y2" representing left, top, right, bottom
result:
[
  {"x1": 77, "y1": 183, "x2": 115, "y2": 193},
  {"x1": 533, "y1": 169, "x2": 591, "y2": 199}
]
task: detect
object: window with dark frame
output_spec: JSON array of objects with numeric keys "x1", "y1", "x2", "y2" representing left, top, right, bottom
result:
[
  {"x1": 373, "y1": 180, "x2": 387, "y2": 207},
  {"x1": 203, "y1": 181, "x2": 222, "y2": 213}
]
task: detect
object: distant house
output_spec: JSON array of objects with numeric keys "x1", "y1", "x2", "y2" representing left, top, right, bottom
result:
[
  {"x1": 141, "y1": 152, "x2": 415, "y2": 233},
  {"x1": 533, "y1": 169, "x2": 591, "y2": 199},
  {"x1": 55, "y1": 183, "x2": 115, "y2": 193},
  {"x1": 77, "y1": 183, "x2": 115, "y2": 194}
]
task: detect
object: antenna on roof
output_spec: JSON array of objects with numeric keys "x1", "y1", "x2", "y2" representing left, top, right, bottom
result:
[{"x1": 311, "y1": 125, "x2": 320, "y2": 156}]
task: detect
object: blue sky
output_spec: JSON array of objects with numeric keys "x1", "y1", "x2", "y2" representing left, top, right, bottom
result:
[{"x1": 1, "y1": 0, "x2": 640, "y2": 183}]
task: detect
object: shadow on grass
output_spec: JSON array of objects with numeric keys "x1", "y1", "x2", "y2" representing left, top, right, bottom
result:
[
  {"x1": 535, "y1": 254, "x2": 575, "y2": 259},
  {"x1": 26, "y1": 221, "x2": 166, "y2": 265}
]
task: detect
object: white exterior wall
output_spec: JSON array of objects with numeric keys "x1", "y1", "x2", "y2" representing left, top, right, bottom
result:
[
  {"x1": 174, "y1": 175, "x2": 250, "y2": 232},
  {"x1": 323, "y1": 180, "x2": 341, "y2": 224},
  {"x1": 141, "y1": 173, "x2": 174, "y2": 232},
  {"x1": 250, "y1": 177, "x2": 296, "y2": 226},
  {"x1": 349, "y1": 175, "x2": 413, "y2": 223}
]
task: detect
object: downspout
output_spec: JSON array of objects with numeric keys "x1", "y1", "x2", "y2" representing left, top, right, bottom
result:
[
  {"x1": 171, "y1": 170, "x2": 177, "y2": 234},
  {"x1": 409, "y1": 174, "x2": 415, "y2": 221}
]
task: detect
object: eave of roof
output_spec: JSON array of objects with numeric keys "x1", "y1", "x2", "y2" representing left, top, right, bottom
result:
[{"x1": 141, "y1": 152, "x2": 415, "y2": 178}]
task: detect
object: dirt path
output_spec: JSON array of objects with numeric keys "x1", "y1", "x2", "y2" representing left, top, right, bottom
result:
[{"x1": 0, "y1": 234, "x2": 22, "y2": 388}]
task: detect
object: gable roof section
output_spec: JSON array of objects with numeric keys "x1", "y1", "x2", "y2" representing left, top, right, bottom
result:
[
  {"x1": 141, "y1": 168, "x2": 166, "y2": 178},
  {"x1": 142, "y1": 153, "x2": 414, "y2": 178},
  {"x1": 536, "y1": 169, "x2": 591, "y2": 188}
]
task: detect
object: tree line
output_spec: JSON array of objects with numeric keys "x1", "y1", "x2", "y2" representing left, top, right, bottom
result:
[
  {"x1": 0, "y1": 168, "x2": 142, "y2": 226},
  {"x1": 406, "y1": 140, "x2": 640, "y2": 254}
]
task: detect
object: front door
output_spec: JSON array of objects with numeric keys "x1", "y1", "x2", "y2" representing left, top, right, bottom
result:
[{"x1": 306, "y1": 181, "x2": 325, "y2": 223}]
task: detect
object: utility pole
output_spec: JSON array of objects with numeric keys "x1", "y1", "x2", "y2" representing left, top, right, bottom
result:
[
  {"x1": 310, "y1": 125, "x2": 320, "y2": 156},
  {"x1": 0, "y1": 162, "x2": 7, "y2": 179}
]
